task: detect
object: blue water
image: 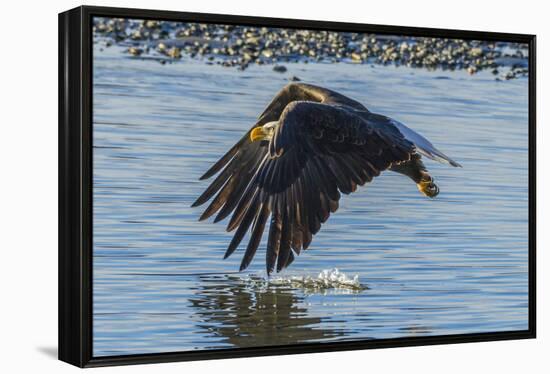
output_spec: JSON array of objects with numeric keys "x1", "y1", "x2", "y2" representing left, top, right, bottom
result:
[{"x1": 92, "y1": 44, "x2": 529, "y2": 356}]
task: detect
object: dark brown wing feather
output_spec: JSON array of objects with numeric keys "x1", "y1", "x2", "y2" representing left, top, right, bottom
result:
[
  {"x1": 193, "y1": 84, "x2": 415, "y2": 274},
  {"x1": 257, "y1": 82, "x2": 369, "y2": 124}
]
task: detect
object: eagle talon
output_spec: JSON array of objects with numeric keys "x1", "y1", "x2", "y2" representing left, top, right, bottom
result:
[{"x1": 417, "y1": 179, "x2": 439, "y2": 198}]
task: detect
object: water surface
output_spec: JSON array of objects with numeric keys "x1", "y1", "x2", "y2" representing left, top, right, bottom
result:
[{"x1": 92, "y1": 44, "x2": 529, "y2": 356}]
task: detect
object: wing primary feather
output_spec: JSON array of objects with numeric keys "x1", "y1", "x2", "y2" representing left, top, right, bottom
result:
[
  {"x1": 226, "y1": 154, "x2": 269, "y2": 231},
  {"x1": 296, "y1": 174, "x2": 312, "y2": 249},
  {"x1": 199, "y1": 174, "x2": 239, "y2": 221},
  {"x1": 192, "y1": 164, "x2": 234, "y2": 208},
  {"x1": 285, "y1": 251, "x2": 296, "y2": 269},
  {"x1": 312, "y1": 158, "x2": 340, "y2": 213},
  {"x1": 304, "y1": 161, "x2": 329, "y2": 223},
  {"x1": 289, "y1": 184, "x2": 304, "y2": 252},
  {"x1": 227, "y1": 185, "x2": 259, "y2": 232},
  {"x1": 223, "y1": 191, "x2": 261, "y2": 259},
  {"x1": 214, "y1": 148, "x2": 266, "y2": 223},
  {"x1": 323, "y1": 156, "x2": 353, "y2": 194},
  {"x1": 331, "y1": 153, "x2": 361, "y2": 191},
  {"x1": 276, "y1": 205, "x2": 292, "y2": 273},
  {"x1": 240, "y1": 202, "x2": 270, "y2": 271},
  {"x1": 199, "y1": 135, "x2": 248, "y2": 180},
  {"x1": 312, "y1": 156, "x2": 340, "y2": 202},
  {"x1": 266, "y1": 197, "x2": 282, "y2": 274},
  {"x1": 302, "y1": 162, "x2": 322, "y2": 235},
  {"x1": 213, "y1": 179, "x2": 249, "y2": 223},
  {"x1": 340, "y1": 152, "x2": 367, "y2": 186}
]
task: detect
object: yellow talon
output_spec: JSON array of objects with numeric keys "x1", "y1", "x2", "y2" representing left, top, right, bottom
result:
[
  {"x1": 250, "y1": 126, "x2": 267, "y2": 142},
  {"x1": 417, "y1": 179, "x2": 439, "y2": 198}
]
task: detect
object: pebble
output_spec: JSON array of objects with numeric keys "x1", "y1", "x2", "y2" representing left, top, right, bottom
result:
[
  {"x1": 127, "y1": 47, "x2": 143, "y2": 56},
  {"x1": 273, "y1": 65, "x2": 287, "y2": 73},
  {"x1": 167, "y1": 47, "x2": 181, "y2": 59},
  {"x1": 157, "y1": 42, "x2": 167, "y2": 52},
  {"x1": 94, "y1": 17, "x2": 529, "y2": 80}
]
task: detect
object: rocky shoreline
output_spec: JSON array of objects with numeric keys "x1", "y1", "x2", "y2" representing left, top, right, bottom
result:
[{"x1": 94, "y1": 17, "x2": 529, "y2": 80}]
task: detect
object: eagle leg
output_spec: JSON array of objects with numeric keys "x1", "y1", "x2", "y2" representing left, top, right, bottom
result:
[{"x1": 389, "y1": 153, "x2": 439, "y2": 198}]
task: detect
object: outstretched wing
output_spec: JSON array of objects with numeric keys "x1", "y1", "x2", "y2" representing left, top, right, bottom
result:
[
  {"x1": 193, "y1": 98, "x2": 415, "y2": 274},
  {"x1": 192, "y1": 82, "x2": 369, "y2": 220},
  {"x1": 257, "y1": 82, "x2": 369, "y2": 125}
]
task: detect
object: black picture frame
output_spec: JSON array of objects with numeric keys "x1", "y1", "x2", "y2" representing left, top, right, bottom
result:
[{"x1": 59, "y1": 5, "x2": 537, "y2": 368}]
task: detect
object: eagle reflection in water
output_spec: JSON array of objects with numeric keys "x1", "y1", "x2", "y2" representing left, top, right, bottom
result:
[{"x1": 188, "y1": 275, "x2": 348, "y2": 347}]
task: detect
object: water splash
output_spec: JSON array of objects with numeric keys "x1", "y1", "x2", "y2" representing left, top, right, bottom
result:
[
  {"x1": 199, "y1": 269, "x2": 368, "y2": 295},
  {"x1": 269, "y1": 268, "x2": 368, "y2": 293}
]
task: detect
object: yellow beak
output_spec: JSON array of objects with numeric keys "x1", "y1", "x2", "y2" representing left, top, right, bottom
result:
[{"x1": 250, "y1": 126, "x2": 267, "y2": 142}]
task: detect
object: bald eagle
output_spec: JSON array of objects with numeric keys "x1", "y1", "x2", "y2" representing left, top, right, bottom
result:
[{"x1": 192, "y1": 83, "x2": 461, "y2": 274}]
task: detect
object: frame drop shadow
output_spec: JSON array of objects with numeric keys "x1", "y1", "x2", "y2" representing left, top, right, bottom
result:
[{"x1": 36, "y1": 346, "x2": 58, "y2": 359}]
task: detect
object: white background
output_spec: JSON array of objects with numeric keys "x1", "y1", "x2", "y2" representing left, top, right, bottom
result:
[{"x1": 0, "y1": 0, "x2": 546, "y2": 372}]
